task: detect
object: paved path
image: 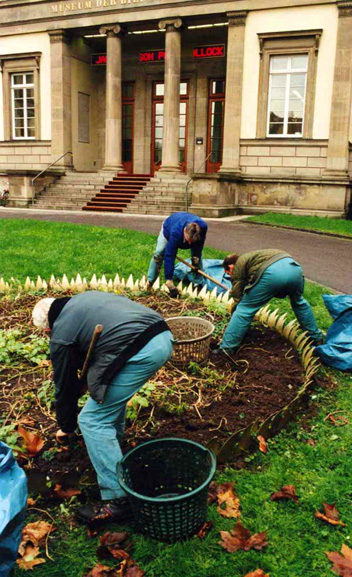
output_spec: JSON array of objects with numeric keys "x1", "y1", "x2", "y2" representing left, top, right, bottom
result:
[{"x1": 1, "y1": 208, "x2": 351, "y2": 293}]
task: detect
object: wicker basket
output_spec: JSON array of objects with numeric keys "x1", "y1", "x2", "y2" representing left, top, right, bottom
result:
[{"x1": 166, "y1": 316, "x2": 215, "y2": 368}]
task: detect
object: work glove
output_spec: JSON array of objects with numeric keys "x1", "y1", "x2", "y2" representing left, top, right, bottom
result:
[
  {"x1": 166, "y1": 279, "x2": 179, "y2": 299},
  {"x1": 191, "y1": 256, "x2": 200, "y2": 273}
]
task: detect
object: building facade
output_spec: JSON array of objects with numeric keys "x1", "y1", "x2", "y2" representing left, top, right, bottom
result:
[{"x1": 0, "y1": 0, "x2": 352, "y2": 215}]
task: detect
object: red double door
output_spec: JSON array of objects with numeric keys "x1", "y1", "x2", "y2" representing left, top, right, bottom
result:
[{"x1": 122, "y1": 78, "x2": 225, "y2": 175}]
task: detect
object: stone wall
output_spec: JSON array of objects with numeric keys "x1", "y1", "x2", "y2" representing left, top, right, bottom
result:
[
  {"x1": 240, "y1": 140, "x2": 328, "y2": 177},
  {"x1": 0, "y1": 142, "x2": 51, "y2": 171},
  {"x1": 191, "y1": 171, "x2": 348, "y2": 217}
]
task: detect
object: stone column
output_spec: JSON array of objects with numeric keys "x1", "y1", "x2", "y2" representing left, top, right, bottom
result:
[
  {"x1": 49, "y1": 30, "x2": 73, "y2": 168},
  {"x1": 219, "y1": 11, "x2": 248, "y2": 175},
  {"x1": 323, "y1": 1, "x2": 352, "y2": 178},
  {"x1": 99, "y1": 25, "x2": 124, "y2": 172},
  {"x1": 158, "y1": 18, "x2": 182, "y2": 173}
]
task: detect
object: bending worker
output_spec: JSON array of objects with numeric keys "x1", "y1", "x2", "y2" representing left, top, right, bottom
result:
[
  {"x1": 147, "y1": 211, "x2": 208, "y2": 297},
  {"x1": 212, "y1": 249, "x2": 323, "y2": 357},
  {"x1": 32, "y1": 291, "x2": 173, "y2": 524}
]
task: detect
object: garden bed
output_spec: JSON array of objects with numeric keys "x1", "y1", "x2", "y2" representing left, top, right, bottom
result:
[{"x1": 0, "y1": 290, "x2": 315, "y2": 494}]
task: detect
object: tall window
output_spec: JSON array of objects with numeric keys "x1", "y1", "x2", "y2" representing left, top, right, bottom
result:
[
  {"x1": 267, "y1": 55, "x2": 308, "y2": 137},
  {"x1": 256, "y1": 30, "x2": 321, "y2": 139},
  {"x1": 207, "y1": 79, "x2": 225, "y2": 172},
  {"x1": 11, "y1": 72, "x2": 35, "y2": 139},
  {"x1": 152, "y1": 81, "x2": 189, "y2": 173}
]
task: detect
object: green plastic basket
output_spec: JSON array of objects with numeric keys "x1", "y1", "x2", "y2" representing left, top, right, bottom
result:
[{"x1": 117, "y1": 438, "x2": 216, "y2": 542}]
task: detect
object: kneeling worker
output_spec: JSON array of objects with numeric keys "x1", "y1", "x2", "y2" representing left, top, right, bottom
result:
[
  {"x1": 32, "y1": 291, "x2": 173, "y2": 524},
  {"x1": 147, "y1": 211, "x2": 208, "y2": 297},
  {"x1": 212, "y1": 249, "x2": 323, "y2": 357}
]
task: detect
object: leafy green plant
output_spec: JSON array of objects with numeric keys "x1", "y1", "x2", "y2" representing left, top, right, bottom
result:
[
  {"x1": 161, "y1": 401, "x2": 188, "y2": 416},
  {"x1": 126, "y1": 382, "x2": 156, "y2": 422},
  {"x1": 0, "y1": 422, "x2": 22, "y2": 454},
  {"x1": 42, "y1": 448, "x2": 59, "y2": 462},
  {"x1": 37, "y1": 379, "x2": 55, "y2": 412},
  {"x1": 0, "y1": 329, "x2": 50, "y2": 365}
]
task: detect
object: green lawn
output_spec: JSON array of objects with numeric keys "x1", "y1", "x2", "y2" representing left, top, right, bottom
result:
[
  {"x1": 245, "y1": 212, "x2": 352, "y2": 237},
  {"x1": 0, "y1": 218, "x2": 224, "y2": 283},
  {"x1": 1, "y1": 218, "x2": 350, "y2": 577}
]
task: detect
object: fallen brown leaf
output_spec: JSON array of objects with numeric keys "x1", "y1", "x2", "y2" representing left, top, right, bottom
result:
[
  {"x1": 306, "y1": 438, "x2": 316, "y2": 447},
  {"x1": 209, "y1": 482, "x2": 241, "y2": 518},
  {"x1": 315, "y1": 503, "x2": 346, "y2": 527},
  {"x1": 40, "y1": 359, "x2": 51, "y2": 367},
  {"x1": 18, "y1": 426, "x2": 44, "y2": 457},
  {"x1": 16, "y1": 545, "x2": 46, "y2": 571},
  {"x1": 18, "y1": 416, "x2": 36, "y2": 427},
  {"x1": 326, "y1": 413, "x2": 349, "y2": 427},
  {"x1": 196, "y1": 521, "x2": 213, "y2": 539},
  {"x1": 97, "y1": 531, "x2": 131, "y2": 562},
  {"x1": 243, "y1": 571, "x2": 270, "y2": 577},
  {"x1": 270, "y1": 485, "x2": 299, "y2": 504},
  {"x1": 26, "y1": 498, "x2": 36, "y2": 507},
  {"x1": 100, "y1": 532, "x2": 130, "y2": 547},
  {"x1": 85, "y1": 564, "x2": 120, "y2": 577},
  {"x1": 326, "y1": 544, "x2": 352, "y2": 576},
  {"x1": 257, "y1": 435, "x2": 267, "y2": 454},
  {"x1": 53, "y1": 484, "x2": 82, "y2": 500},
  {"x1": 219, "y1": 521, "x2": 268, "y2": 553},
  {"x1": 20, "y1": 520, "x2": 54, "y2": 550}
]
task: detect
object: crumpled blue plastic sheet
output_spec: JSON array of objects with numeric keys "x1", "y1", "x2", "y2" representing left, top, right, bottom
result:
[
  {"x1": 315, "y1": 294, "x2": 352, "y2": 371},
  {"x1": 0, "y1": 441, "x2": 27, "y2": 576},
  {"x1": 174, "y1": 258, "x2": 232, "y2": 294}
]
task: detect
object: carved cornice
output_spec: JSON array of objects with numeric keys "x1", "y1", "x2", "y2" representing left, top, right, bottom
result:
[
  {"x1": 337, "y1": 1, "x2": 352, "y2": 17},
  {"x1": 257, "y1": 29, "x2": 322, "y2": 57},
  {"x1": 227, "y1": 11, "x2": 248, "y2": 27},
  {"x1": 48, "y1": 29, "x2": 70, "y2": 44},
  {"x1": 158, "y1": 18, "x2": 182, "y2": 32},
  {"x1": 99, "y1": 24, "x2": 123, "y2": 37}
]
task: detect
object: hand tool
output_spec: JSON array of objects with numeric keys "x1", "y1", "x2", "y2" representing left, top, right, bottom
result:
[
  {"x1": 176, "y1": 256, "x2": 229, "y2": 292},
  {"x1": 79, "y1": 324, "x2": 103, "y2": 381}
]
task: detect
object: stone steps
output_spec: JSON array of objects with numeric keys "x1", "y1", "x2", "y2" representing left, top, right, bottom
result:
[
  {"x1": 31, "y1": 170, "x2": 192, "y2": 214},
  {"x1": 30, "y1": 171, "x2": 119, "y2": 210},
  {"x1": 82, "y1": 174, "x2": 152, "y2": 212}
]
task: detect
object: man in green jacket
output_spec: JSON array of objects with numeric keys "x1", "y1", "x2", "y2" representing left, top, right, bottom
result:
[
  {"x1": 32, "y1": 291, "x2": 173, "y2": 525},
  {"x1": 212, "y1": 249, "x2": 323, "y2": 356}
]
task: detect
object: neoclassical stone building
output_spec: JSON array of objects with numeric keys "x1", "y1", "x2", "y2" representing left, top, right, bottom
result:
[{"x1": 0, "y1": 0, "x2": 352, "y2": 215}]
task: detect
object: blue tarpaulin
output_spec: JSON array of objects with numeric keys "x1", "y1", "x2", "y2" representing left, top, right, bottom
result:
[
  {"x1": 315, "y1": 294, "x2": 352, "y2": 371},
  {"x1": 174, "y1": 259, "x2": 232, "y2": 294},
  {"x1": 0, "y1": 442, "x2": 27, "y2": 576}
]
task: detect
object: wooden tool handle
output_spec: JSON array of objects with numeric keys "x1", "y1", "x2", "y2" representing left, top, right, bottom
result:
[
  {"x1": 176, "y1": 256, "x2": 229, "y2": 291},
  {"x1": 79, "y1": 324, "x2": 103, "y2": 381}
]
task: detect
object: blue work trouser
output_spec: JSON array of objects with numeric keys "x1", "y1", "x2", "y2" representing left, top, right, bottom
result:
[
  {"x1": 147, "y1": 226, "x2": 168, "y2": 284},
  {"x1": 221, "y1": 258, "x2": 323, "y2": 352},
  {"x1": 78, "y1": 331, "x2": 173, "y2": 500}
]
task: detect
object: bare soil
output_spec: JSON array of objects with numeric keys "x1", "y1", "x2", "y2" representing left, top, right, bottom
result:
[{"x1": 0, "y1": 291, "x2": 309, "y2": 492}]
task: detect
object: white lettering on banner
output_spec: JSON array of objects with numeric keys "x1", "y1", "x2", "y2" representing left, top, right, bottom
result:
[{"x1": 51, "y1": 0, "x2": 144, "y2": 12}]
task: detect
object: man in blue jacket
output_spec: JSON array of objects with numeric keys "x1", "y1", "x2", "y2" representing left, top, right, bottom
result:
[
  {"x1": 32, "y1": 291, "x2": 173, "y2": 525},
  {"x1": 147, "y1": 212, "x2": 208, "y2": 297}
]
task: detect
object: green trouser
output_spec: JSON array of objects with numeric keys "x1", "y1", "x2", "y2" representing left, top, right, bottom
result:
[{"x1": 221, "y1": 258, "x2": 323, "y2": 351}]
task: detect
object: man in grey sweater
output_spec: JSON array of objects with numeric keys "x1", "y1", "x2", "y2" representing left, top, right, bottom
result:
[{"x1": 32, "y1": 291, "x2": 173, "y2": 524}]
